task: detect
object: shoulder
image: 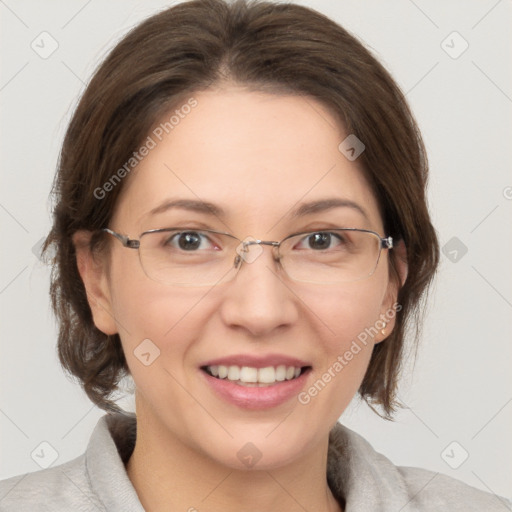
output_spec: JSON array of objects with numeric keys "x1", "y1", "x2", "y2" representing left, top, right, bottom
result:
[
  {"x1": 396, "y1": 465, "x2": 510, "y2": 511},
  {"x1": 0, "y1": 412, "x2": 139, "y2": 512},
  {"x1": 0, "y1": 454, "x2": 104, "y2": 511},
  {"x1": 328, "y1": 422, "x2": 510, "y2": 511}
]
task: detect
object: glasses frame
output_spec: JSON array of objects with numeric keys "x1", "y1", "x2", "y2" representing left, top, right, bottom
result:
[{"x1": 102, "y1": 227, "x2": 393, "y2": 285}]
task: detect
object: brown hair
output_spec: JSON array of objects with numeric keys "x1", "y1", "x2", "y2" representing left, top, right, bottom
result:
[{"x1": 42, "y1": 0, "x2": 439, "y2": 417}]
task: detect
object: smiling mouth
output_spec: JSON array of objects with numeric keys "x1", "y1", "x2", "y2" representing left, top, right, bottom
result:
[{"x1": 201, "y1": 365, "x2": 312, "y2": 387}]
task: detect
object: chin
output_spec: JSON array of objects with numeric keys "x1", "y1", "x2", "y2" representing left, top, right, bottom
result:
[{"x1": 200, "y1": 425, "x2": 318, "y2": 472}]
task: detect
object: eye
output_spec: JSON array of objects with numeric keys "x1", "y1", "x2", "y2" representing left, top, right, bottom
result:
[
  {"x1": 165, "y1": 231, "x2": 218, "y2": 251},
  {"x1": 295, "y1": 231, "x2": 347, "y2": 251}
]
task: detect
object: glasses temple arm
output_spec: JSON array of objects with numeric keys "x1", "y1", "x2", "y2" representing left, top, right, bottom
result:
[{"x1": 102, "y1": 228, "x2": 140, "y2": 249}]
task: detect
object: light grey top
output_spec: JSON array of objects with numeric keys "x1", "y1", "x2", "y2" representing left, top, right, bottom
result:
[{"x1": 0, "y1": 412, "x2": 508, "y2": 511}]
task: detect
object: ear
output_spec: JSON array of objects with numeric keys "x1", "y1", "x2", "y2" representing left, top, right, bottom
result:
[
  {"x1": 375, "y1": 239, "x2": 407, "y2": 343},
  {"x1": 72, "y1": 230, "x2": 118, "y2": 335}
]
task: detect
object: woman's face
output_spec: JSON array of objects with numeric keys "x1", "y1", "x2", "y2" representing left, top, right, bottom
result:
[{"x1": 90, "y1": 86, "x2": 400, "y2": 469}]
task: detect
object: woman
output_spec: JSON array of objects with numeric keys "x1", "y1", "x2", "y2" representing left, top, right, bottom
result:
[{"x1": 0, "y1": 0, "x2": 507, "y2": 510}]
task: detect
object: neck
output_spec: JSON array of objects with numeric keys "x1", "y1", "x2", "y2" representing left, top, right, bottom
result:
[{"x1": 125, "y1": 402, "x2": 343, "y2": 512}]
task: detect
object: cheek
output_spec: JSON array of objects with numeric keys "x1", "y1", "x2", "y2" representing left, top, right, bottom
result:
[
  {"x1": 330, "y1": 296, "x2": 382, "y2": 379},
  {"x1": 107, "y1": 252, "x2": 209, "y2": 373},
  {"x1": 300, "y1": 277, "x2": 386, "y2": 348},
  {"x1": 110, "y1": 280, "x2": 216, "y2": 422},
  {"x1": 295, "y1": 279, "x2": 387, "y2": 413}
]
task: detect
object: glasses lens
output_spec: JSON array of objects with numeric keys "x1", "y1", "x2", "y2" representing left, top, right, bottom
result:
[
  {"x1": 280, "y1": 229, "x2": 382, "y2": 284},
  {"x1": 139, "y1": 229, "x2": 239, "y2": 286}
]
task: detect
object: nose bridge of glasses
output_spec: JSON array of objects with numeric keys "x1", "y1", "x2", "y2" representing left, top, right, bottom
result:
[
  {"x1": 242, "y1": 239, "x2": 279, "y2": 249},
  {"x1": 233, "y1": 238, "x2": 282, "y2": 269}
]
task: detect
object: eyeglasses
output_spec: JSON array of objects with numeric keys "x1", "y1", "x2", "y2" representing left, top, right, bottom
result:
[{"x1": 102, "y1": 227, "x2": 393, "y2": 287}]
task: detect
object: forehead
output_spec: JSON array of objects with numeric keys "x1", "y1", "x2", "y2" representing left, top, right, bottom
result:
[{"x1": 112, "y1": 88, "x2": 383, "y2": 235}]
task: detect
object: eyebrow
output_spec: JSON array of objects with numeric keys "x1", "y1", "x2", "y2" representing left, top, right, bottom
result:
[
  {"x1": 147, "y1": 197, "x2": 369, "y2": 221},
  {"x1": 290, "y1": 198, "x2": 369, "y2": 221}
]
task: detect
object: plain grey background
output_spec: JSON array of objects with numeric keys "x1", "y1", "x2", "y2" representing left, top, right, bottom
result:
[{"x1": 1, "y1": 0, "x2": 511, "y2": 501}]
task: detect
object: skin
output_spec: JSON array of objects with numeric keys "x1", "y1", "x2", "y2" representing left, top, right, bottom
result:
[{"x1": 74, "y1": 86, "x2": 406, "y2": 512}]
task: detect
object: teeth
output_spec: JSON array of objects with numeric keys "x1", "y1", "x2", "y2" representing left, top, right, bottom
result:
[
  {"x1": 227, "y1": 366, "x2": 240, "y2": 381},
  {"x1": 259, "y1": 366, "x2": 276, "y2": 383},
  {"x1": 275, "y1": 365, "x2": 286, "y2": 382},
  {"x1": 240, "y1": 366, "x2": 258, "y2": 382},
  {"x1": 217, "y1": 365, "x2": 227, "y2": 379},
  {"x1": 206, "y1": 364, "x2": 304, "y2": 384}
]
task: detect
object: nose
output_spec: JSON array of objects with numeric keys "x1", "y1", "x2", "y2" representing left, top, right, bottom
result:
[{"x1": 219, "y1": 241, "x2": 299, "y2": 337}]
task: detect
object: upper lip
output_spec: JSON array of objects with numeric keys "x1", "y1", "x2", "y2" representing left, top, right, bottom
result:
[{"x1": 200, "y1": 354, "x2": 312, "y2": 369}]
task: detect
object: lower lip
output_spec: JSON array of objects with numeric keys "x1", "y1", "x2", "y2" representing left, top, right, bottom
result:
[{"x1": 201, "y1": 368, "x2": 311, "y2": 410}]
